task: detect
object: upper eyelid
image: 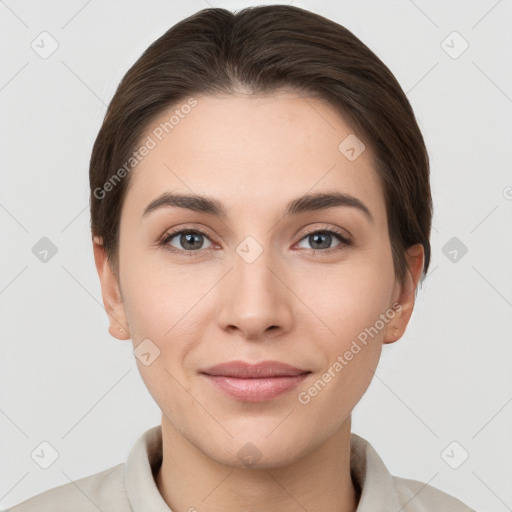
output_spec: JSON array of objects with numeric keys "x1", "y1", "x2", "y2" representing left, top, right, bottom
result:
[
  {"x1": 297, "y1": 225, "x2": 351, "y2": 239},
  {"x1": 163, "y1": 226, "x2": 215, "y2": 243}
]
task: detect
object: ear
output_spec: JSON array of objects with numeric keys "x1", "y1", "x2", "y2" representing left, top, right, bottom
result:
[
  {"x1": 92, "y1": 236, "x2": 130, "y2": 340},
  {"x1": 383, "y1": 243, "x2": 425, "y2": 344}
]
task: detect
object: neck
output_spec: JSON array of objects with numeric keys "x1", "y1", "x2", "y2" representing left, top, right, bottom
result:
[{"x1": 155, "y1": 415, "x2": 360, "y2": 512}]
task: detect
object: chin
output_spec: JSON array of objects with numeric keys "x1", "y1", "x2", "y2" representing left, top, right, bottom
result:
[{"x1": 197, "y1": 427, "x2": 313, "y2": 470}]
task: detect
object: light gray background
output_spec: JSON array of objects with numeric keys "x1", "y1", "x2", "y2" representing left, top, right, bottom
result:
[{"x1": 1, "y1": 0, "x2": 511, "y2": 510}]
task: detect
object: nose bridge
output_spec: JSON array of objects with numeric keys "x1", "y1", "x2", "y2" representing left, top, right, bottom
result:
[{"x1": 217, "y1": 235, "x2": 292, "y2": 337}]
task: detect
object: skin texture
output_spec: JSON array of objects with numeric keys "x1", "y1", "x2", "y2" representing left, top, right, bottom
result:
[{"x1": 93, "y1": 90, "x2": 424, "y2": 512}]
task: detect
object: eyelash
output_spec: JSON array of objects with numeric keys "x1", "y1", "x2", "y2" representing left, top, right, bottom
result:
[{"x1": 159, "y1": 225, "x2": 353, "y2": 257}]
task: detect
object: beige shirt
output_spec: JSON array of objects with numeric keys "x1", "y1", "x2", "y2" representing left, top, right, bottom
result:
[{"x1": 6, "y1": 425, "x2": 475, "y2": 511}]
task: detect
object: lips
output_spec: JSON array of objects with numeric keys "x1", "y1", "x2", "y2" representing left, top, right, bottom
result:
[
  {"x1": 200, "y1": 360, "x2": 311, "y2": 402},
  {"x1": 200, "y1": 360, "x2": 310, "y2": 378}
]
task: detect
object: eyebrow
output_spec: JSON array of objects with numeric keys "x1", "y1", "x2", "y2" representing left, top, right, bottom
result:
[{"x1": 142, "y1": 191, "x2": 374, "y2": 224}]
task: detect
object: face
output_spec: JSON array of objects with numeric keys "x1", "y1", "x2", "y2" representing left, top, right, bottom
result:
[{"x1": 94, "y1": 90, "x2": 423, "y2": 468}]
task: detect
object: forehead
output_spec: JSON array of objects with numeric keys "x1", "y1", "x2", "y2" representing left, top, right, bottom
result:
[{"x1": 122, "y1": 91, "x2": 387, "y2": 230}]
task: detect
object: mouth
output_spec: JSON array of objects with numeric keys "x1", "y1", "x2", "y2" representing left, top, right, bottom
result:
[{"x1": 200, "y1": 360, "x2": 312, "y2": 402}]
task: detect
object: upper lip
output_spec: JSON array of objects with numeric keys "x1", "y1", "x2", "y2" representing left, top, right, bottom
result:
[{"x1": 201, "y1": 360, "x2": 310, "y2": 378}]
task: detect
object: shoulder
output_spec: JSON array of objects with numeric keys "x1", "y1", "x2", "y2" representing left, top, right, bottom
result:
[
  {"x1": 4, "y1": 463, "x2": 130, "y2": 512},
  {"x1": 349, "y1": 433, "x2": 475, "y2": 511},
  {"x1": 391, "y1": 474, "x2": 476, "y2": 512}
]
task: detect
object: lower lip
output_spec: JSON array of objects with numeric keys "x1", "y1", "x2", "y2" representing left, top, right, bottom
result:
[{"x1": 202, "y1": 373, "x2": 310, "y2": 402}]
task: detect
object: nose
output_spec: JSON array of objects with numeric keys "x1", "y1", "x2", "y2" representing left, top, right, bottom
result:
[{"x1": 216, "y1": 245, "x2": 293, "y2": 341}]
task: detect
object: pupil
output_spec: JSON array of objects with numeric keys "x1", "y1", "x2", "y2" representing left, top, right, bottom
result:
[
  {"x1": 182, "y1": 233, "x2": 202, "y2": 250},
  {"x1": 311, "y1": 233, "x2": 330, "y2": 249}
]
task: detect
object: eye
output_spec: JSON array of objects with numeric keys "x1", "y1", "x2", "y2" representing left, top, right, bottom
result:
[
  {"x1": 160, "y1": 226, "x2": 352, "y2": 256},
  {"x1": 161, "y1": 229, "x2": 213, "y2": 253},
  {"x1": 295, "y1": 229, "x2": 352, "y2": 253}
]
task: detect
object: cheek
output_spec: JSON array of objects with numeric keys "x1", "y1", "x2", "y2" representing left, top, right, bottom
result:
[
  {"x1": 295, "y1": 259, "x2": 393, "y2": 407},
  {"x1": 299, "y1": 259, "x2": 394, "y2": 340},
  {"x1": 120, "y1": 251, "x2": 195, "y2": 339},
  {"x1": 120, "y1": 258, "x2": 205, "y2": 384}
]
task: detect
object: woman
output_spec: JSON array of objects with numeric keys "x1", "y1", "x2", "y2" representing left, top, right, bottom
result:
[{"x1": 7, "y1": 4, "x2": 475, "y2": 511}]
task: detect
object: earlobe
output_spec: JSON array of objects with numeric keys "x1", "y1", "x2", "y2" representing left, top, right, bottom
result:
[
  {"x1": 92, "y1": 236, "x2": 131, "y2": 340},
  {"x1": 383, "y1": 243, "x2": 425, "y2": 344}
]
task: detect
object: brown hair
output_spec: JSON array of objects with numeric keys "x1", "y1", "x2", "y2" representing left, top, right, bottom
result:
[{"x1": 89, "y1": 5, "x2": 432, "y2": 290}]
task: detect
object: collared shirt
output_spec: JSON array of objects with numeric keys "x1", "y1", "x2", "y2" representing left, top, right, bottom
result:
[{"x1": 5, "y1": 425, "x2": 475, "y2": 511}]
